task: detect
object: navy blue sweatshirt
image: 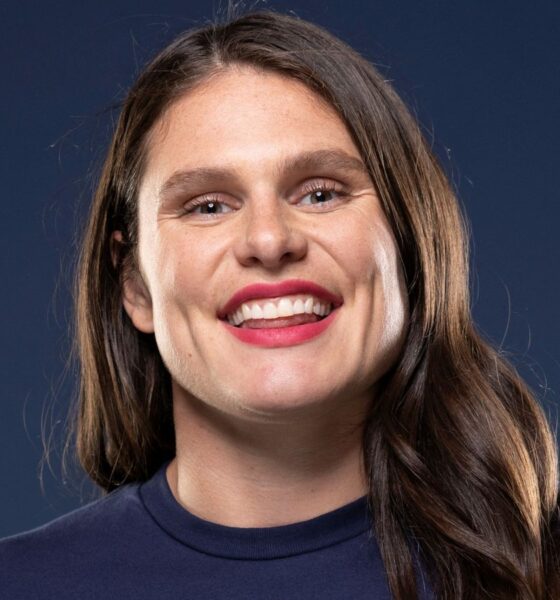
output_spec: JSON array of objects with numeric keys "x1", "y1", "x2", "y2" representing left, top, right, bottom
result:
[{"x1": 0, "y1": 460, "x2": 433, "y2": 599}]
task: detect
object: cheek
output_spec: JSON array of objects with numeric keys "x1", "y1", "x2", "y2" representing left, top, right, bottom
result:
[
  {"x1": 371, "y1": 237, "x2": 409, "y2": 361},
  {"x1": 147, "y1": 235, "x2": 205, "y2": 303},
  {"x1": 146, "y1": 233, "x2": 233, "y2": 352},
  {"x1": 339, "y1": 213, "x2": 408, "y2": 347},
  {"x1": 138, "y1": 246, "x2": 196, "y2": 348},
  {"x1": 330, "y1": 211, "x2": 393, "y2": 286},
  {"x1": 379, "y1": 259, "x2": 408, "y2": 348}
]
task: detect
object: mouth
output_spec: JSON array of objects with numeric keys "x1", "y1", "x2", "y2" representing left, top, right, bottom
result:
[
  {"x1": 224, "y1": 294, "x2": 334, "y2": 328},
  {"x1": 218, "y1": 279, "x2": 343, "y2": 328},
  {"x1": 217, "y1": 280, "x2": 342, "y2": 346}
]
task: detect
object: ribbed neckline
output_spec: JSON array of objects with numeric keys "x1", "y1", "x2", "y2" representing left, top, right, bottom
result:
[{"x1": 139, "y1": 459, "x2": 372, "y2": 560}]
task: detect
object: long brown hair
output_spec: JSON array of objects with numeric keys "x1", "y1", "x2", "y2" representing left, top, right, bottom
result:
[{"x1": 70, "y1": 9, "x2": 559, "y2": 599}]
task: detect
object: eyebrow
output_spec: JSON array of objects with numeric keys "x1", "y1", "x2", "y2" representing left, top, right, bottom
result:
[{"x1": 157, "y1": 148, "x2": 369, "y2": 204}]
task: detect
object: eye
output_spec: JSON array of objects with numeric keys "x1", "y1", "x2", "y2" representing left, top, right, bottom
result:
[
  {"x1": 182, "y1": 196, "x2": 233, "y2": 217},
  {"x1": 298, "y1": 181, "x2": 343, "y2": 207}
]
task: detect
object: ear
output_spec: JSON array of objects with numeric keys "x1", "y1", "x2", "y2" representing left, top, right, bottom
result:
[{"x1": 111, "y1": 231, "x2": 154, "y2": 334}]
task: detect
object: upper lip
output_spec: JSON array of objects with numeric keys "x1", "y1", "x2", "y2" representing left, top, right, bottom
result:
[{"x1": 218, "y1": 279, "x2": 343, "y2": 319}]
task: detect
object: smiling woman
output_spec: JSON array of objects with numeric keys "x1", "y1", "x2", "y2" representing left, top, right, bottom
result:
[
  {"x1": 124, "y1": 67, "x2": 407, "y2": 419},
  {"x1": 1, "y1": 9, "x2": 558, "y2": 600}
]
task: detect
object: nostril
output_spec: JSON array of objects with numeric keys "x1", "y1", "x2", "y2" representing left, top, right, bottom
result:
[{"x1": 232, "y1": 214, "x2": 308, "y2": 269}]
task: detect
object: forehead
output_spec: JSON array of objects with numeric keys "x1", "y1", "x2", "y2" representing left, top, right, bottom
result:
[{"x1": 141, "y1": 66, "x2": 361, "y2": 188}]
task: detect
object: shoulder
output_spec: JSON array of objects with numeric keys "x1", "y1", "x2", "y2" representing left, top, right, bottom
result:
[
  {"x1": 0, "y1": 482, "x2": 144, "y2": 599},
  {"x1": 1, "y1": 482, "x2": 143, "y2": 550}
]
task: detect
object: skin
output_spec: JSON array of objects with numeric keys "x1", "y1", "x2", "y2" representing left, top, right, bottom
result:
[{"x1": 119, "y1": 66, "x2": 409, "y2": 527}]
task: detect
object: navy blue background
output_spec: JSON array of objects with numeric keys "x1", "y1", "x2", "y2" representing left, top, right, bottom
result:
[{"x1": 1, "y1": 1, "x2": 559, "y2": 538}]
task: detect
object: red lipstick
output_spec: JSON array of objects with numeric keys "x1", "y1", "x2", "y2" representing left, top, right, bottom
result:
[
  {"x1": 221, "y1": 309, "x2": 339, "y2": 347},
  {"x1": 218, "y1": 279, "x2": 342, "y2": 348},
  {"x1": 218, "y1": 279, "x2": 342, "y2": 319}
]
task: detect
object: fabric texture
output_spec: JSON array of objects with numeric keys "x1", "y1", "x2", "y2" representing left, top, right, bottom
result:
[{"x1": 0, "y1": 460, "x2": 432, "y2": 599}]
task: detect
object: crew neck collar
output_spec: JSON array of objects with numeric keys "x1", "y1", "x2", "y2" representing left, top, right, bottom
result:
[{"x1": 139, "y1": 460, "x2": 372, "y2": 560}]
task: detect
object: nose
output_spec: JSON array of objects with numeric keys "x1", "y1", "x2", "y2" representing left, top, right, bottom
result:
[{"x1": 232, "y1": 199, "x2": 308, "y2": 270}]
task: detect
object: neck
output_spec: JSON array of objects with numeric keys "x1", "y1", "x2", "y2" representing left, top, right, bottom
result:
[{"x1": 166, "y1": 385, "x2": 369, "y2": 528}]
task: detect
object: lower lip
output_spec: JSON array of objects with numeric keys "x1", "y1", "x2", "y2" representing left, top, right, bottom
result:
[{"x1": 221, "y1": 308, "x2": 339, "y2": 348}]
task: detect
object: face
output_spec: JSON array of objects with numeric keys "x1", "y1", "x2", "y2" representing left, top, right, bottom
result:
[{"x1": 122, "y1": 67, "x2": 408, "y2": 423}]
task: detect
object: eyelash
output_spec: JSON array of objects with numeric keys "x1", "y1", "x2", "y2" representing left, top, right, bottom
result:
[
  {"x1": 299, "y1": 180, "x2": 343, "y2": 206},
  {"x1": 181, "y1": 180, "x2": 345, "y2": 217}
]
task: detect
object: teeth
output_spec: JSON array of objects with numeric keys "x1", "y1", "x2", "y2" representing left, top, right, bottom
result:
[
  {"x1": 263, "y1": 302, "x2": 278, "y2": 319},
  {"x1": 251, "y1": 304, "x2": 264, "y2": 319},
  {"x1": 242, "y1": 304, "x2": 253, "y2": 321},
  {"x1": 314, "y1": 302, "x2": 330, "y2": 317},
  {"x1": 226, "y1": 295, "x2": 333, "y2": 327},
  {"x1": 277, "y1": 298, "x2": 294, "y2": 317}
]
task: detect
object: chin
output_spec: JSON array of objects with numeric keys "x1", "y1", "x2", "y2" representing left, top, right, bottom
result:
[{"x1": 229, "y1": 382, "x2": 345, "y2": 421}]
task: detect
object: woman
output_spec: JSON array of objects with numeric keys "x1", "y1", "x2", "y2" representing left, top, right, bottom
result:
[{"x1": 1, "y1": 9, "x2": 558, "y2": 600}]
